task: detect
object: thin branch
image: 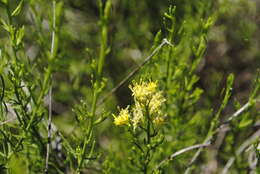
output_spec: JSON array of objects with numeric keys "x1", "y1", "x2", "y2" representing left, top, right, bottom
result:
[
  {"x1": 97, "y1": 38, "x2": 173, "y2": 105},
  {"x1": 227, "y1": 102, "x2": 251, "y2": 122},
  {"x1": 45, "y1": 1, "x2": 56, "y2": 173},
  {"x1": 0, "y1": 118, "x2": 16, "y2": 126},
  {"x1": 221, "y1": 128, "x2": 260, "y2": 174},
  {"x1": 0, "y1": 75, "x2": 5, "y2": 102},
  {"x1": 153, "y1": 141, "x2": 211, "y2": 172},
  {"x1": 184, "y1": 98, "x2": 260, "y2": 174},
  {"x1": 184, "y1": 137, "x2": 212, "y2": 174}
]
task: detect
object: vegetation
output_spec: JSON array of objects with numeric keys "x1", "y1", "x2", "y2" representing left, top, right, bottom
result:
[{"x1": 0, "y1": 0, "x2": 259, "y2": 173}]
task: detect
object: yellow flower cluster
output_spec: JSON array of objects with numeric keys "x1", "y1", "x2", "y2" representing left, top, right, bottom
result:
[
  {"x1": 149, "y1": 91, "x2": 165, "y2": 115},
  {"x1": 113, "y1": 107, "x2": 130, "y2": 126},
  {"x1": 113, "y1": 80, "x2": 166, "y2": 128},
  {"x1": 132, "y1": 102, "x2": 143, "y2": 129},
  {"x1": 129, "y1": 81, "x2": 157, "y2": 103}
]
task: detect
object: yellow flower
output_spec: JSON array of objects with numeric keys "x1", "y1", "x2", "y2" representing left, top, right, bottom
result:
[
  {"x1": 149, "y1": 91, "x2": 166, "y2": 115},
  {"x1": 113, "y1": 107, "x2": 130, "y2": 126},
  {"x1": 132, "y1": 102, "x2": 143, "y2": 129},
  {"x1": 129, "y1": 81, "x2": 157, "y2": 103},
  {"x1": 113, "y1": 80, "x2": 166, "y2": 129}
]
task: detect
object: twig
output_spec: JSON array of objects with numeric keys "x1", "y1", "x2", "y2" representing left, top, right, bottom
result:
[
  {"x1": 184, "y1": 98, "x2": 259, "y2": 174},
  {"x1": 97, "y1": 38, "x2": 172, "y2": 105},
  {"x1": 221, "y1": 128, "x2": 260, "y2": 174},
  {"x1": 0, "y1": 118, "x2": 16, "y2": 126},
  {"x1": 45, "y1": 1, "x2": 56, "y2": 173},
  {"x1": 184, "y1": 137, "x2": 212, "y2": 174},
  {"x1": 0, "y1": 75, "x2": 5, "y2": 102},
  {"x1": 227, "y1": 102, "x2": 251, "y2": 122},
  {"x1": 153, "y1": 141, "x2": 211, "y2": 172}
]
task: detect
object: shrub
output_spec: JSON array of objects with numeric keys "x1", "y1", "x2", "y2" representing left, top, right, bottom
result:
[{"x1": 0, "y1": 0, "x2": 259, "y2": 173}]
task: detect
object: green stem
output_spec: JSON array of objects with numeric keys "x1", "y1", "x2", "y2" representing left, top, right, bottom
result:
[
  {"x1": 97, "y1": 22, "x2": 107, "y2": 79},
  {"x1": 147, "y1": 107, "x2": 151, "y2": 145},
  {"x1": 76, "y1": 1, "x2": 110, "y2": 172},
  {"x1": 143, "y1": 104, "x2": 151, "y2": 174},
  {"x1": 76, "y1": 131, "x2": 92, "y2": 174},
  {"x1": 144, "y1": 166, "x2": 147, "y2": 174},
  {"x1": 165, "y1": 19, "x2": 175, "y2": 91},
  {"x1": 26, "y1": 67, "x2": 51, "y2": 131}
]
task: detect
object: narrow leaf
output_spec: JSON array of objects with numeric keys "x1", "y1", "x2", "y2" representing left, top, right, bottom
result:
[{"x1": 11, "y1": 0, "x2": 24, "y2": 16}]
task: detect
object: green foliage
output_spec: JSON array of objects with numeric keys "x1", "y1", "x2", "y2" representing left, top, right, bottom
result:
[{"x1": 0, "y1": 0, "x2": 259, "y2": 173}]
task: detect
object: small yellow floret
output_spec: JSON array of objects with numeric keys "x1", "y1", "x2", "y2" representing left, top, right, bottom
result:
[
  {"x1": 132, "y1": 102, "x2": 143, "y2": 129},
  {"x1": 114, "y1": 107, "x2": 130, "y2": 126},
  {"x1": 129, "y1": 81, "x2": 158, "y2": 103},
  {"x1": 149, "y1": 92, "x2": 166, "y2": 115}
]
